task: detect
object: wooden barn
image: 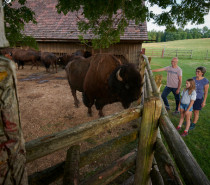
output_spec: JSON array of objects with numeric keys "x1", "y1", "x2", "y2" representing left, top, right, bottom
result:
[{"x1": 18, "y1": 0, "x2": 148, "y2": 64}]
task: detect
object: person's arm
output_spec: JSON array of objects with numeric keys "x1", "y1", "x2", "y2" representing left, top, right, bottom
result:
[
  {"x1": 176, "y1": 75, "x2": 182, "y2": 94},
  {"x1": 202, "y1": 83, "x2": 209, "y2": 108},
  {"x1": 152, "y1": 68, "x2": 166, "y2": 72},
  {"x1": 186, "y1": 100, "x2": 195, "y2": 112}
]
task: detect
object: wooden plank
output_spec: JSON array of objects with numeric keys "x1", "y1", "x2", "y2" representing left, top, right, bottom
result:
[
  {"x1": 142, "y1": 54, "x2": 159, "y2": 95},
  {"x1": 150, "y1": 159, "x2": 164, "y2": 185},
  {"x1": 159, "y1": 111, "x2": 210, "y2": 185},
  {"x1": 26, "y1": 105, "x2": 143, "y2": 162},
  {"x1": 63, "y1": 145, "x2": 80, "y2": 185},
  {"x1": 28, "y1": 129, "x2": 139, "y2": 185},
  {"x1": 155, "y1": 137, "x2": 183, "y2": 185},
  {"x1": 79, "y1": 129, "x2": 138, "y2": 168},
  {"x1": 134, "y1": 97, "x2": 162, "y2": 185},
  {"x1": 80, "y1": 151, "x2": 137, "y2": 185},
  {"x1": 145, "y1": 69, "x2": 152, "y2": 97}
]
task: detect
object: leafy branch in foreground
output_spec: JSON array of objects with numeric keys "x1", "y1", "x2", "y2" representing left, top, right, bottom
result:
[{"x1": 3, "y1": 0, "x2": 38, "y2": 48}]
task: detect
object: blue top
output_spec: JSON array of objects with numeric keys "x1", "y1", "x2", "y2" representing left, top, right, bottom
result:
[{"x1": 192, "y1": 77, "x2": 209, "y2": 99}]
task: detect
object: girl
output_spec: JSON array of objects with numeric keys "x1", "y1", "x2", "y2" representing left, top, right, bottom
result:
[{"x1": 176, "y1": 79, "x2": 196, "y2": 136}]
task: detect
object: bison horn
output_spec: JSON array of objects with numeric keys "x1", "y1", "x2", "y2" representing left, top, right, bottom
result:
[{"x1": 116, "y1": 69, "x2": 123, "y2": 81}]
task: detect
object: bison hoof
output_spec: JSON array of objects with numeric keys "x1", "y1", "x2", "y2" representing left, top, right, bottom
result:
[{"x1": 74, "y1": 104, "x2": 79, "y2": 108}]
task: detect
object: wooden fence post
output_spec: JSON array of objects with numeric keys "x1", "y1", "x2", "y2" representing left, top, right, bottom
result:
[
  {"x1": 0, "y1": 57, "x2": 28, "y2": 185},
  {"x1": 134, "y1": 96, "x2": 162, "y2": 185},
  {"x1": 190, "y1": 50, "x2": 193, "y2": 59},
  {"x1": 155, "y1": 74, "x2": 162, "y2": 93},
  {"x1": 206, "y1": 50, "x2": 208, "y2": 60},
  {"x1": 63, "y1": 145, "x2": 80, "y2": 185},
  {"x1": 137, "y1": 55, "x2": 146, "y2": 105},
  {"x1": 161, "y1": 49, "x2": 164, "y2": 58},
  {"x1": 148, "y1": 57, "x2": 151, "y2": 64}
]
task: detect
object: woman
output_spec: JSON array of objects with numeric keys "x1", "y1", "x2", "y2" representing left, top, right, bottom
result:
[{"x1": 190, "y1": 66, "x2": 209, "y2": 130}]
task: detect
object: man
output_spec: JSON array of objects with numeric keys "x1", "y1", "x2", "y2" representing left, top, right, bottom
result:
[{"x1": 152, "y1": 57, "x2": 182, "y2": 114}]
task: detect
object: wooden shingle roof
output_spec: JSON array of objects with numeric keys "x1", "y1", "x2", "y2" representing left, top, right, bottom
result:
[{"x1": 16, "y1": 0, "x2": 148, "y2": 41}]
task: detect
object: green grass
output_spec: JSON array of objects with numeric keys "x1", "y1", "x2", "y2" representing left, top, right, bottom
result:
[
  {"x1": 146, "y1": 56, "x2": 210, "y2": 179},
  {"x1": 143, "y1": 38, "x2": 210, "y2": 60}
]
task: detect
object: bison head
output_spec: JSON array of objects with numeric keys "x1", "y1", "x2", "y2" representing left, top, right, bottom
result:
[{"x1": 108, "y1": 63, "x2": 142, "y2": 108}]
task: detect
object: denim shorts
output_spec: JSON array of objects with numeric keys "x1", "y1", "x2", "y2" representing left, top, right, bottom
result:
[{"x1": 180, "y1": 103, "x2": 193, "y2": 112}]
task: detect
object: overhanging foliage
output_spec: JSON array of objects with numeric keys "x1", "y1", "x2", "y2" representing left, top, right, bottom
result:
[{"x1": 3, "y1": 0, "x2": 210, "y2": 49}]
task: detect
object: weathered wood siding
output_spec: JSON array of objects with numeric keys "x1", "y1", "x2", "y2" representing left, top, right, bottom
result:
[
  {"x1": 37, "y1": 42, "x2": 87, "y2": 56},
  {"x1": 99, "y1": 42, "x2": 142, "y2": 64},
  {"x1": 37, "y1": 41, "x2": 142, "y2": 64}
]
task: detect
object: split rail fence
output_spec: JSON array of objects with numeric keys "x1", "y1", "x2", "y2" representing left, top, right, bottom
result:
[
  {"x1": 0, "y1": 55, "x2": 209, "y2": 185},
  {"x1": 145, "y1": 48, "x2": 210, "y2": 60}
]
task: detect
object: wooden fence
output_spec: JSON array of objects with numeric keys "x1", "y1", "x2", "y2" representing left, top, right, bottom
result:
[
  {"x1": 145, "y1": 48, "x2": 210, "y2": 60},
  {"x1": 1, "y1": 55, "x2": 209, "y2": 185}
]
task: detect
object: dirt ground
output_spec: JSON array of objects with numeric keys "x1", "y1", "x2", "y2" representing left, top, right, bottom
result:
[{"x1": 16, "y1": 64, "x2": 137, "y2": 181}]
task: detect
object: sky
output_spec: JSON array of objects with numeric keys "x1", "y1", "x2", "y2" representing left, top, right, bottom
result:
[{"x1": 147, "y1": 4, "x2": 210, "y2": 31}]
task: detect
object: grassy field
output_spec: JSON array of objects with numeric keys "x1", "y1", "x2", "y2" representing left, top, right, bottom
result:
[
  {"x1": 143, "y1": 38, "x2": 210, "y2": 60},
  {"x1": 142, "y1": 42, "x2": 210, "y2": 179}
]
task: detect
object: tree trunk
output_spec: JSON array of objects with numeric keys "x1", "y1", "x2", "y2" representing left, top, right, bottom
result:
[{"x1": 0, "y1": 57, "x2": 28, "y2": 185}]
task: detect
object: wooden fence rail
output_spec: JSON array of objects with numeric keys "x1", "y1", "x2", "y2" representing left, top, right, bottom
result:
[
  {"x1": 26, "y1": 105, "x2": 143, "y2": 162},
  {"x1": 145, "y1": 48, "x2": 210, "y2": 59},
  {"x1": 28, "y1": 129, "x2": 139, "y2": 185}
]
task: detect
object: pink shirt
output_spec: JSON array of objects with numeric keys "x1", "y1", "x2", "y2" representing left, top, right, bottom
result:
[{"x1": 165, "y1": 66, "x2": 182, "y2": 88}]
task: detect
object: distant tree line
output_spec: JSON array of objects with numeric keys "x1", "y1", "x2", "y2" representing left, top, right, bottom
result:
[{"x1": 147, "y1": 26, "x2": 210, "y2": 42}]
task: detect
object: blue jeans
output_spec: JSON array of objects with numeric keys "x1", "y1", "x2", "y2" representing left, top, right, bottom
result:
[{"x1": 161, "y1": 86, "x2": 180, "y2": 111}]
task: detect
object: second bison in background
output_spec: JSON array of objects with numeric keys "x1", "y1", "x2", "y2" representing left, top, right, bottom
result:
[
  {"x1": 83, "y1": 54, "x2": 143, "y2": 117},
  {"x1": 65, "y1": 56, "x2": 90, "y2": 107},
  {"x1": 41, "y1": 52, "x2": 57, "y2": 73}
]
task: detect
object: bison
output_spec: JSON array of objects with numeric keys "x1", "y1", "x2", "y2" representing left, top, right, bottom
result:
[
  {"x1": 58, "y1": 54, "x2": 76, "y2": 68},
  {"x1": 12, "y1": 49, "x2": 41, "y2": 70},
  {"x1": 65, "y1": 56, "x2": 90, "y2": 107},
  {"x1": 83, "y1": 53, "x2": 143, "y2": 117},
  {"x1": 58, "y1": 50, "x2": 92, "y2": 68},
  {"x1": 73, "y1": 50, "x2": 92, "y2": 58},
  {"x1": 41, "y1": 52, "x2": 57, "y2": 73}
]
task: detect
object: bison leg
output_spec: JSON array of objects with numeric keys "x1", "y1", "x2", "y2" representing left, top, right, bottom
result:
[
  {"x1": 98, "y1": 109, "x2": 104, "y2": 117},
  {"x1": 18, "y1": 61, "x2": 24, "y2": 69},
  {"x1": 71, "y1": 88, "x2": 80, "y2": 108},
  {"x1": 82, "y1": 92, "x2": 93, "y2": 117},
  {"x1": 31, "y1": 63, "x2": 34, "y2": 70},
  {"x1": 88, "y1": 107, "x2": 92, "y2": 117},
  {"x1": 95, "y1": 100, "x2": 105, "y2": 117},
  {"x1": 55, "y1": 62, "x2": 57, "y2": 73}
]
